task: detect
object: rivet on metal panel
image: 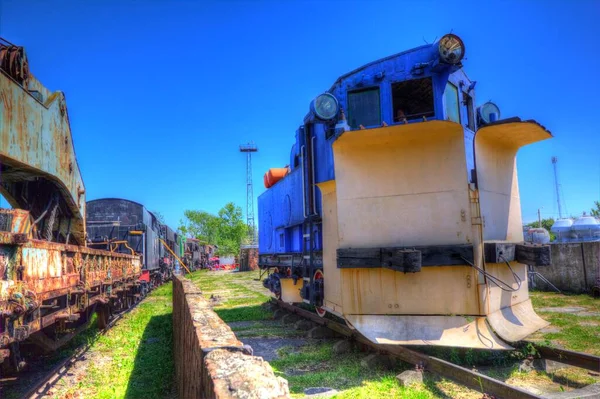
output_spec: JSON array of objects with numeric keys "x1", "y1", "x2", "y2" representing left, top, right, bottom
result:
[
  {"x1": 466, "y1": 274, "x2": 472, "y2": 288},
  {"x1": 461, "y1": 209, "x2": 466, "y2": 222}
]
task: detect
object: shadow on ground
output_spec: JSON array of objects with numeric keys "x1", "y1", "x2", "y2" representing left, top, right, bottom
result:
[{"x1": 123, "y1": 313, "x2": 175, "y2": 399}]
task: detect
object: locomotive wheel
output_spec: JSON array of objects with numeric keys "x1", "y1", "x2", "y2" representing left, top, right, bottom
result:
[{"x1": 314, "y1": 270, "x2": 326, "y2": 317}]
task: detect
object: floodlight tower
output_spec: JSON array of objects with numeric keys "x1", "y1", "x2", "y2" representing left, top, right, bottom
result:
[
  {"x1": 552, "y1": 156, "x2": 564, "y2": 219},
  {"x1": 240, "y1": 142, "x2": 258, "y2": 244}
]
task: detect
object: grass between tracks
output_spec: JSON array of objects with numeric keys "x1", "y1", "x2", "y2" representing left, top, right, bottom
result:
[{"x1": 48, "y1": 283, "x2": 175, "y2": 399}]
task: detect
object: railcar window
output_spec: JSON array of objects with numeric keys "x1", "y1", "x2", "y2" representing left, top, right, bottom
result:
[
  {"x1": 392, "y1": 78, "x2": 434, "y2": 122},
  {"x1": 463, "y1": 91, "x2": 475, "y2": 131},
  {"x1": 444, "y1": 82, "x2": 460, "y2": 123},
  {"x1": 347, "y1": 88, "x2": 381, "y2": 128}
]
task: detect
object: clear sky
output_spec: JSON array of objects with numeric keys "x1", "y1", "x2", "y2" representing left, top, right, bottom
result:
[{"x1": 1, "y1": 0, "x2": 599, "y2": 229}]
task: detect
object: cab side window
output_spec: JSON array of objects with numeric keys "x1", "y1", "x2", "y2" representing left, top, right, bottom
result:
[{"x1": 347, "y1": 88, "x2": 381, "y2": 129}]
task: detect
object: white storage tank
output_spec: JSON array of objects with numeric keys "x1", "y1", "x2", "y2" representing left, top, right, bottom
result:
[
  {"x1": 524, "y1": 227, "x2": 551, "y2": 244},
  {"x1": 551, "y1": 218, "x2": 574, "y2": 242},
  {"x1": 571, "y1": 215, "x2": 600, "y2": 241}
]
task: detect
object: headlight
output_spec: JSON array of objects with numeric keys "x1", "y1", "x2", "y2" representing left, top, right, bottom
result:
[
  {"x1": 438, "y1": 34, "x2": 465, "y2": 65},
  {"x1": 310, "y1": 93, "x2": 339, "y2": 121},
  {"x1": 477, "y1": 102, "x2": 501, "y2": 125}
]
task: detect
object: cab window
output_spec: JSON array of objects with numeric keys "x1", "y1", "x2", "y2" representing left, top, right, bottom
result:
[
  {"x1": 392, "y1": 78, "x2": 434, "y2": 122},
  {"x1": 347, "y1": 87, "x2": 381, "y2": 129},
  {"x1": 444, "y1": 82, "x2": 460, "y2": 123}
]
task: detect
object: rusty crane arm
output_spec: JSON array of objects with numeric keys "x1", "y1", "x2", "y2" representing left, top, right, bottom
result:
[{"x1": 0, "y1": 38, "x2": 86, "y2": 245}]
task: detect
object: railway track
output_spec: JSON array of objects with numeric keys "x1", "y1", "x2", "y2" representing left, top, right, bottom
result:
[
  {"x1": 273, "y1": 299, "x2": 600, "y2": 399},
  {"x1": 10, "y1": 295, "x2": 144, "y2": 399}
]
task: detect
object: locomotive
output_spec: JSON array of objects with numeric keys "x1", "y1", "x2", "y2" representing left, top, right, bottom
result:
[
  {"x1": 258, "y1": 33, "x2": 553, "y2": 350},
  {"x1": 86, "y1": 198, "x2": 182, "y2": 286}
]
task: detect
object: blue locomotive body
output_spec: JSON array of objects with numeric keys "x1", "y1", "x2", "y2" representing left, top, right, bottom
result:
[
  {"x1": 257, "y1": 33, "x2": 554, "y2": 349},
  {"x1": 258, "y1": 34, "x2": 476, "y2": 289}
]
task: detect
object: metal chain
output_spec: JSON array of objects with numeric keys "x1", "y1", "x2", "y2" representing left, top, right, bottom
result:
[{"x1": 44, "y1": 201, "x2": 58, "y2": 241}]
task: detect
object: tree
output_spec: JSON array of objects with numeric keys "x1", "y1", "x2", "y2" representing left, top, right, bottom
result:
[
  {"x1": 591, "y1": 201, "x2": 600, "y2": 217},
  {"x1": 179, "y1": 202, "x2": 248, "y2": 256},
  {"x1": 179, "y1": 210, "x2": 219, "y2": 243},
  {"x1": 215, "y1": 202, "x2": 248, "y2": 256},
  {"x1": 525, "y1": 217, "x2": 555, "y2": 232}
]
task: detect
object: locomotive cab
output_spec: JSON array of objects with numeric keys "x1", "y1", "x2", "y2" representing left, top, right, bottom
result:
[{"x1": 258, "y1": 33, "x2": 552, "y2": 349}]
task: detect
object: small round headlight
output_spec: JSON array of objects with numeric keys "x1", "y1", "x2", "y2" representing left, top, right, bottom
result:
[
  {"x1": 438, "y1": 34, "x2": 465, "y2": 65},
  {"x1": 311, "y1": 93, "x2": 339, "y2": 121},
  {"x1": 477, "y1": 102, "x2": 501, "y2": 125}
]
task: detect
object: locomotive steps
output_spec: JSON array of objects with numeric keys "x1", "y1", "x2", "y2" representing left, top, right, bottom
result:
[{"x1": 181, "y1": 270, "x2": 600, "y2": 399}]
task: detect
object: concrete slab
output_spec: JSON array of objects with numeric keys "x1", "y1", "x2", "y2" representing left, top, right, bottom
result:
[
  {"x1": 544, "y1": 382, "x2": 600, "y2": 398},
  {"x1": 540, "y1": 326, "x2": 562, "y2": 334},
  {"x1": 538, "y1": 307, "x2": 586, "y2": 313},
  {"x1": 240, "y1": 338, "x2": 309, "y2": 362},
  {"x1": 577, "y1": 312, "x2": 600, "y2": 317}
]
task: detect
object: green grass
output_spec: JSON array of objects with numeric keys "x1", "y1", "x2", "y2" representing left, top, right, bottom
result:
[
  {"x1": 529, "y1": 291, "x2": 600, "y2": 355},
  {"x1": 188, "y1": 269, "x2": 273, "y2": 322},
  {"x1": 49, "y1": 283, "x2": 175, "y2": 399},
  {"x1": 269, "y1": 341, "x2": 477, "y2": 399}
]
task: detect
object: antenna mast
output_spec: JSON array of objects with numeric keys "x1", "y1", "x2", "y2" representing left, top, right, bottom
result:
[
  {"x1": 552, "y1": 156, "x2": 563, "y2": 219},
  {"x1": 240, "y1": 142, "x2": 258, "y2": 244}
]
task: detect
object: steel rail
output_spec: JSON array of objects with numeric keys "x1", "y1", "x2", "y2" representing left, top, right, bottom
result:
[
  {"x1": 528, "y1": 344, "x2": 600, "y2": 373},
  {"x1": 273, "y1": 299, "x2": 600, "y2": 399}
]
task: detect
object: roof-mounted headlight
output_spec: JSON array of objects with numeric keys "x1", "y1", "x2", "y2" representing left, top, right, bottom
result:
[
  {"x1": 310, "y1": 93, "x2": 339, "y2": 121},
  {"x1": 438, "y1": 34, "x2": 465, "y2": 65},
  {"x1": 477, "y1": 101, "x2": 501, "y2": 125}
]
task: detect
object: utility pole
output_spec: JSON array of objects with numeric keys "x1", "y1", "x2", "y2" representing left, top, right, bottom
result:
[
  {"x1": 538, "y1": 207, "x2": 543, "y2": 228},
  {"x1": 240, "y1": 142, "x2": 258, "y2": 244}
]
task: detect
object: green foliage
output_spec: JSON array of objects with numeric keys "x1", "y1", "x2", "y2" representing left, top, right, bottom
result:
[
  {"x1": 179, "y1": 202, "x2": 248, "y2": 256},
  {"x1": 591, "y1": 201, "x2": 600, "y2": 217},
  {"x1": 525, "y1": 217, "x2": 555, "y2": 232}
]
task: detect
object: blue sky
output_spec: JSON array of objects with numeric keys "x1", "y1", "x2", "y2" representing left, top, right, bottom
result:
[{"x1": 1, "y1": 0, "x2": 599, "y2": 228}]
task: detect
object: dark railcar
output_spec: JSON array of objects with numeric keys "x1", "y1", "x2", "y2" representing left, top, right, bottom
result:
[{"x1": 86, "y1": 198, "x2": 161, "y2": 273}]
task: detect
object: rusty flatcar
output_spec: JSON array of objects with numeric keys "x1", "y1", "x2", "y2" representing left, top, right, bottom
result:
[
  {"x1": 0, "y1": 38, "x2": 143, "y2": 372},
  {"x1": 258, "y1": 33, "x2": 553, "y2": 350}
]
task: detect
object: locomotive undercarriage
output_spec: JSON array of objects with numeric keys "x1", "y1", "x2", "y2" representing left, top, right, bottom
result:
[{"x1": 260, "y1": 249, "x2": 326, "y2": 315}]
